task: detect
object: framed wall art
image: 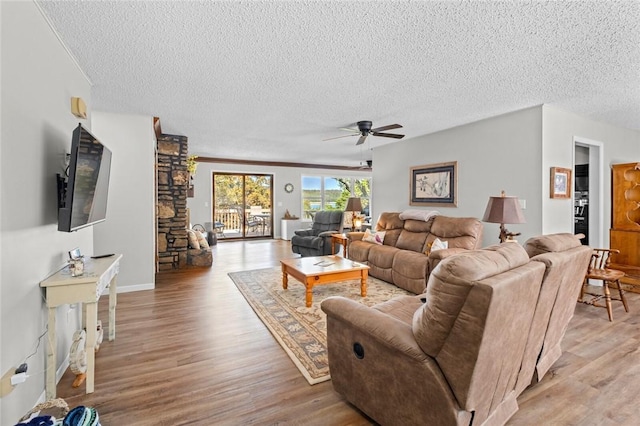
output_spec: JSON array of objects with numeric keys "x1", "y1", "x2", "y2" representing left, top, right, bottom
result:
[
  {"x1": 410, "y1": 161, "x2": 457, "y2": 206},
  {"x1": 550, "y1": 167, "x2": 572, "y2": 199}
]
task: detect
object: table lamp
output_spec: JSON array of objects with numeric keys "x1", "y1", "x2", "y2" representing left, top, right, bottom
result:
[
  {"x1": 482, "y1": 190, "x2": 526, "y2": 243},
  {"x1": 345, "y1": 197, "x2": 362, "y2": 231}
]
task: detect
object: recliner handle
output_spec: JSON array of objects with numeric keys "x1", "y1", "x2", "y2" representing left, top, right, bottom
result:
[{"x1": 353, "y1": 342, "x2": 365, "y2": 359}]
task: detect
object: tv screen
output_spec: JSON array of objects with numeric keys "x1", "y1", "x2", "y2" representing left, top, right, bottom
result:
[{"x1": 58, "y1": 124, "x2": 112, "y2": 232}]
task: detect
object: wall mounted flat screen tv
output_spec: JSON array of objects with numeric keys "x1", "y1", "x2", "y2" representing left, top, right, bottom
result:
[{"x1": 58, "y1": 124, "x2": 112, "y2": 232}]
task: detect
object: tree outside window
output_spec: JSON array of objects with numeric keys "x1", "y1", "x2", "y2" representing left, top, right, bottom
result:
[{"x1": 301, "y1": 175, "x2": 371, "y2": 219}]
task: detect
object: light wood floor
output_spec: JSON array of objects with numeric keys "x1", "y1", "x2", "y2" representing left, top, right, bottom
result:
[{"x1": 57, "y1": 240, "x2": 640, "y2": 425}]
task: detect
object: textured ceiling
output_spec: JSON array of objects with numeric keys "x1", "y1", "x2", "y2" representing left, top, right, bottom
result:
[{"x1": 36, "y1": 0, "x2": 640, "y2": 167}]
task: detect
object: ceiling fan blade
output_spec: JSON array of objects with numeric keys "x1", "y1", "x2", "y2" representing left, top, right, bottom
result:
[
  {"x1": 371, "y1": 132, "x2": 405, "y2": 139},
  {"x1": 322, "y1": 133, "x2": 358, "y2": 141},
  {"x1": 356, "y1": 135, "x2": 368, "y2": 145},
  {"x1": 339, "y1": 127, "x2": 359, "y2": 132},
  {"x1": 370, "y1": 123, "x2": 402, "y2": 132}
]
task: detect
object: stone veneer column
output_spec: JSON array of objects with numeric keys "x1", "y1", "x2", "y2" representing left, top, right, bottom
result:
[{"x1": 157, "y1": 134, "x2": 189, "y2": 270}]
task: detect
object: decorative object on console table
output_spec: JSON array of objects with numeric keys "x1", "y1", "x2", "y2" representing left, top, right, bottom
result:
[
  {"x1": 482, "y1": 190, "x2": 526, "y2": 243},
  {"x1": 345, "y1": 197, "x2": 362, "y2": 230},
  {"x1": 550, "y1": 167, "x2": 572, "y2": 199},
  {"x1": 610, "y1": 162, "x2": 640, "y2": 293},
  {"x1": 410, "y1": 161, "x2": 457, "y2": 206}
]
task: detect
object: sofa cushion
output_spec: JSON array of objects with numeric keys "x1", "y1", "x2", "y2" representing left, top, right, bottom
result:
[
  {"x1": 373, "y1": 295, "x2": 425, "y2": 324},
  {"x1": 429, "y1": 238, "x2": 448, "y2": 253},
  {"x1": 187, "y1": 229, "x2": 200, "y2": 249},
  {"x1": 367, "y1": 245, "x2": 399, "y2": 283},
  {"x1": 391, "y1": 250, "x2": 431, "y2": 294},
  {"x1": 196, "y1": 231, "x2": 209, "y2": 249},
  {"x1": 311, "y1": 210, "x2": 344, "y2": 233},
  {"x1": 362, "y1": 229, "x2": 385, "y2": 245},
  {"x1": 375, "y1": 212, "x2": 404, "y2": 246},
  {"x1": 412, "y1": 243, "x2": 530, "y2": 357},
  {"x1": 396, "y1": 229, "x2": 429, "y2": 252},
  {"x1": 348, "y1": 240, "x2": 374, "y2": 263},
  {"x1": 430, "y1": 216, "x2": 484, "y2": 249},
  {"x1": 524, "y1": 233, "x2": 583, "y2": 257}
]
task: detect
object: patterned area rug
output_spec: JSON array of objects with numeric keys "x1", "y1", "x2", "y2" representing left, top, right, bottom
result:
[{"x1": 228, "y1": 266, "x2": 413, "y2": 384}]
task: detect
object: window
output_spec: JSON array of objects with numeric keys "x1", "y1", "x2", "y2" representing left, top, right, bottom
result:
[{"x1": 301, "y1": 175, "x2": 371, "y2": 220}]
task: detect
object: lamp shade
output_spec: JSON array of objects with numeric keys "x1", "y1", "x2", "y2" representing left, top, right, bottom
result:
[
  {"x1": 482, "y1": 193, "x2": 526, "y2": 225},
  {"x1": 345, "y1": 197, "x2": 362, "y2": 212}
]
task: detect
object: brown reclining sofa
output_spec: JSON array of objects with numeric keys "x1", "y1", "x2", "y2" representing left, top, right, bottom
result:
[
  {"x1": 348, "y1": 212, "x2": 483, "y2": 293},
  {"x1": 321, "y1": 234, "x2": 591, "y2": 425}
]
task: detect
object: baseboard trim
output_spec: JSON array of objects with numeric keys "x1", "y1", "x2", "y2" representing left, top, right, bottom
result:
[
  {"x1": 56, "y1": 354, "x2": 70, "y2": 384},
  {"x1": 116, "y1": 282, "x2": 155, "y2": 293}
]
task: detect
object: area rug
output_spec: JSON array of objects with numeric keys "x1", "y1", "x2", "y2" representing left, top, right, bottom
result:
[{"x1": 228, "y1": 266, "x2": 413, "y2": 384}]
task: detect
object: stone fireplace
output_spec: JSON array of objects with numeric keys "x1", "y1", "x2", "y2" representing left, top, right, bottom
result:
[{"x1": 156, "y1": 133, "x2": 189, "y2": 270}]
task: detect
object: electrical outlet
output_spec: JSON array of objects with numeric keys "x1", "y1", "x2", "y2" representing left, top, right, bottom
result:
[{"x1": 10, "y1": 373, "x2": 27, "y2": 385}]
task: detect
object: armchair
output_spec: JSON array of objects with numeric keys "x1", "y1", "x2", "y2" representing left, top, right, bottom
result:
[{"x1": 291, "y1": 210, "x2": 343, "y2": 257}]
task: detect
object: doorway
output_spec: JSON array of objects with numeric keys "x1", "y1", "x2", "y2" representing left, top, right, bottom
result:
[
  {"x1": 573, "y1": 138, "x2": 604, "y2": 248},
  {"x1": 212, "y1": 173, "x2": 273, "y2": 239}
]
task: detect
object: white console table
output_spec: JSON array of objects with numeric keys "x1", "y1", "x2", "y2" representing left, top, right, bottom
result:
[{"x1": 40, "y1": 254, "x2": 122, "y2": 399}]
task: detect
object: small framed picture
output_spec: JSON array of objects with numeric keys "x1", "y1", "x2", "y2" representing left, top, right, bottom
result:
[{"x1": 550, "y1": 167, "x2": 572, "y2": 199}]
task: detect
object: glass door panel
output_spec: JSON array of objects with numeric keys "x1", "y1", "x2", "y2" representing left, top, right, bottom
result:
[{"x1": 213, "y1": 173, "x2": 272, "y2": 239}]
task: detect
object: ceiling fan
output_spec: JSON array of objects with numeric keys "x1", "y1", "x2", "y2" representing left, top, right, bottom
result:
[{"x1": 324, "y1": 120, "x2": 405, "y2": 145}]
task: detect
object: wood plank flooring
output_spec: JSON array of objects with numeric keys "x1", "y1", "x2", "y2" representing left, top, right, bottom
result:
[{"x1": 57, "y1": 240, "x2": 640, "y2": 425}]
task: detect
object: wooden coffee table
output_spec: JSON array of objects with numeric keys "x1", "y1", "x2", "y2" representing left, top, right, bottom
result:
[{"x1": 280, "y1": 255, "x2": 370, "y2": 307}]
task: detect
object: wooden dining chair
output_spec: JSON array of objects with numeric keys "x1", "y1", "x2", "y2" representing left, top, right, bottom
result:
[{"x1": 579, "y1": 248, "x2": 629, "y2": 321}]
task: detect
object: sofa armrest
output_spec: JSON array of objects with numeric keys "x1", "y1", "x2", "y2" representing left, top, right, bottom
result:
[
  {"x1": 317, "y1": 230, "x2": 337, "y2": 238},
  {"x1": 294, "y1": 228, "x2": 316, "y2": 237},
  {"x1": 428, "y1": 247, "x2": 467, "y2": 261},
  {"x1": 321, "y1": 296, "x2": 428, "y2": 360},
  {"x1": 347, "y1": 231, "x2": 365, "y2": 242}
]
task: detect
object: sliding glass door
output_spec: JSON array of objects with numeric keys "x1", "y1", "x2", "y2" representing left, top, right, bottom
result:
[{"x1": 212, "y1": 173, "x2": 273, "y2": 239}]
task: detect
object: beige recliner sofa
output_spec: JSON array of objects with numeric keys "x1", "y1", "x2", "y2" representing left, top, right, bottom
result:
[
  {"x1": 347, "y1": 212, "x2": 483, "y2": 293},
  {"x1": 321, "y1": 237, "x2": 592, "y2": 425}
]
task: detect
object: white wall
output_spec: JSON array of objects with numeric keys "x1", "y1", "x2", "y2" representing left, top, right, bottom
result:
[
  {"x1": 92, "y1": 112, "x2": 156, "y2": 291},
  {"x1": 187, "y1": 162, "x2": 370, "y2": 237},
  {"x1": 1, "y1": 2, "x2": 91, "y2": 422},
  {"x1": 374, "y1": 107, "x2": 543, "y2": 248},
  {"x1": 541, "y1": 105, "x2": 640, "y2": 246}
]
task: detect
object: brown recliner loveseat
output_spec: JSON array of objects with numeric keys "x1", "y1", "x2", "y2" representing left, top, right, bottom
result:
[{"x1": 347, "y1": 212, "x2": 483, "y2": 293}]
